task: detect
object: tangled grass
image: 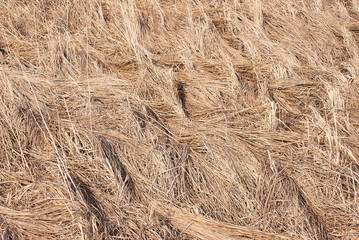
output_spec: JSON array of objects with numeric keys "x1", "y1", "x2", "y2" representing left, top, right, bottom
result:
[{"x1": 1, "y1": 0, "x2": 359, "y2": 239}]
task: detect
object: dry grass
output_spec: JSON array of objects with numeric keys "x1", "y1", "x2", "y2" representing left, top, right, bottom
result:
[{"x1": 0, "y1": 0, "x2": 359, "y2": 239}]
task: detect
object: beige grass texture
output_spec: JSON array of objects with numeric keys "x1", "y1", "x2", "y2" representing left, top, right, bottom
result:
[{"x1": 1, "y1": 0, "x2": 359, "y2": 239}]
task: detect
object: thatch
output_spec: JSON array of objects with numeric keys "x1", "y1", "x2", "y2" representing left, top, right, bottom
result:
[{"x1": 1, "y1": 0, "x2": 359, "y2": 239}]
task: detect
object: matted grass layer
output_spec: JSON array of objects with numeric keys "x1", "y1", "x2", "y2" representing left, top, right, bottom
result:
[{"x1": 1, "y1": 0, "x2": 359, "y2": 239}]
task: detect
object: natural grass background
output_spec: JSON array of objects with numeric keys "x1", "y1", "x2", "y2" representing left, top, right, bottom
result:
[{"x1": 0, "y1": 0, "x2": 359, "y2": 239}]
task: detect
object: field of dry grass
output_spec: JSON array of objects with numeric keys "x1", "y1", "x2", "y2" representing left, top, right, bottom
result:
[{"x1": 1, "y1": 0, "x2": 359, "y2": 239}]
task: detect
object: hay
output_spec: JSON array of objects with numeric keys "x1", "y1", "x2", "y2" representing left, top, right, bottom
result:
[{"x1": 0, "y1": 0, "x2": 359, "y2": 239}]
